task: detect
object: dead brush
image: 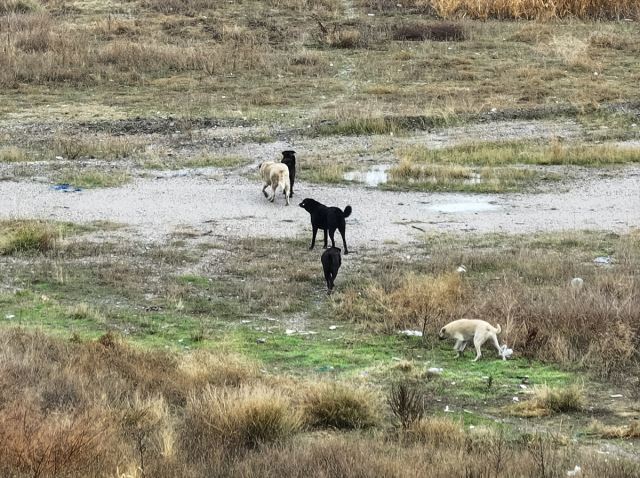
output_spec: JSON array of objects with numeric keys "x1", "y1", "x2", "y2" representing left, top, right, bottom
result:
[
  {"x1": 387, "y1": 381, "x2": 425, "y2": 429},
  {"x1": 302, "y1": 382, "x2": 380, "y2": 430},
  {"x1": 178, "y1": 350, "x2": 262, "y2": 387},
  {"x1": 404, "y1": 417, "x2": 466, "y2": 448},
  {"x1": 0, "y1": 219, "x2": 59, "y2": 255},
  {"x1": 182, "y1": 385, "x2": 302, "y2": 453},
  {"x1": 392, "y1": 22, "x2": 468, "y2": 42},
  {"x1": 508, "y1": 384, "x2": 583, "y2": 417}
]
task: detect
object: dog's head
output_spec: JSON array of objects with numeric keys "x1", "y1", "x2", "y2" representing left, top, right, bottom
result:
[
  {"x1": 438, "y1": 326, "x2": 448, "y2": 340},
  {"x1": 282, "y1": 150, "x2": 296, "y2": 159},
  {"x1": 299, "y1": 198, "x2": 315, "y2": 211}
]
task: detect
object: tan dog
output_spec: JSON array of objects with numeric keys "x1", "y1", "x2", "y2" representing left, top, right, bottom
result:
[
  {"x1": 438, "y1": 319, "x2": 505, "y2": 362},
  {"x1": 260, "y1": 161, "x2": 290, "y2": 206}
]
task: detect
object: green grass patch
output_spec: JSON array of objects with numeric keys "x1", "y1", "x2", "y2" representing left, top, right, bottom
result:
[
  {"x1": 56, "y1": 170, "x2": 132, "y2": 188},
  {"x1": 400, "y1": 140, "x2": 640, "y2": 167},
  {"x1": 314, "y1": 119, "x2": 404, "y2": 137},
  {"x1": 0, "y1": 219, "x2": 90, "y2": 255}
]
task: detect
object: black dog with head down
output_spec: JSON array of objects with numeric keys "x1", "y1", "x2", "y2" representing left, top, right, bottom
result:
[
  {"x1": 299, "y1": 198, "x2": 351, "y2": 255},
  {"x1": 321, "y1": 247, "x2": 341, "y2": 293},
  {"x1": 281, "y1": 151, "x2": 296, "y2": 197}
]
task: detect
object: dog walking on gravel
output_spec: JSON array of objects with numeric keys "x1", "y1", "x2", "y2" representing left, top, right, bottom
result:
[
  {"x1": 438, "y1": 319, "x2": 506, "y2": 362},
  {"x1": 260, "y1": 161, "x2": 290, "y2": 206},
  {"x1": 321, "y1": 247, "x2": 342, "y2": 293},
  {"x1": 299, "y1": 198, "x2": 351, "y2": 254},
  {"x1": 280, "y1": 151, "x2": 296, "y2": 197}
]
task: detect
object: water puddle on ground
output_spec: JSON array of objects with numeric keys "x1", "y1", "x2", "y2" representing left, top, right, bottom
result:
[
  {"x1": 427, "y1": 202, "x2": 501, "y2": 213},
  {"x1": 343, "y1": 165, "x2": 390, "y2": 186}
]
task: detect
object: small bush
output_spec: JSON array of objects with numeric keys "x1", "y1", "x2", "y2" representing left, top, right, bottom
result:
[
  {"x1": 510, "y1": 384, "x2": 583, "y2": 416},
  {"x1": 393, "y1": 22, "x2": 468, "y2": 42},
  {"x1": 303, "y1": 382, "x2": 379, "y2": 430},
  {"x1": 404, "y1": 417, "x2": 466, "y2": 447},
  {"x1": 0, "y1": 220, "x2": 58, "y2": 255},
  {"x1": 387, "y1": 382, "x2": 425, "y2": 429},
  {"x1": 183, "y1": 385, "x2": 301, "y2": 452},
  {"x1": 179, "y1": 351, "x2": 261, "y2": 387}
]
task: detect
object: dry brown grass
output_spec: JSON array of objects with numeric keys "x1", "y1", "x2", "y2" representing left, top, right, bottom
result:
[
  {"x1": 589, "y1": 421, "x2": 640, "y2": 439},
  {"x1": 432, "y1": 0, "x2": 640, "y2": 19},
  {"x1": 404, "y1": 417, "x2": 466, "y2": 447},
  {"x1": 302, "y1": 382, "x2": 380, "y2": 430},
  {"x1": 332, "y1": 272, "x2": 467, "y2": 331},
  {"x1": 509, "y1": 384, "x2": 583, "y2": 416}
]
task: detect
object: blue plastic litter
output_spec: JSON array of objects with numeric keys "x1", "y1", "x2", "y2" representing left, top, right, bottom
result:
[{"x1": 51, "y1": 184, "x2": 82, "y2": 192}]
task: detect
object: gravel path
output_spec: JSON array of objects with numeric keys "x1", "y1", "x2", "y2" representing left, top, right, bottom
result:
[{"x1": 2, "y1": 165, "x2": 638, "y2": 247}]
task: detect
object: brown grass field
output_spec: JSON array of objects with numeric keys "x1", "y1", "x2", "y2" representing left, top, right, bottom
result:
[{"x1": 1, "y1": 0, "x2": 640, "y2": 476}]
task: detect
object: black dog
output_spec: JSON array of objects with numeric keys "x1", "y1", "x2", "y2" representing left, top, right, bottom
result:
[
  {"x1": 299, "y1": 198, "x2": 351, "y2": 255},
  {"x1": 321, "y1": 247, "x2": 341, "y2": 293},
  {"x1": 281, "y1": 151, "x2": 296, "y2": 197}
]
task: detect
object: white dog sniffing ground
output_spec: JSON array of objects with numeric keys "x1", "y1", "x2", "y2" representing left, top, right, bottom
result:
[
  {"x1": 260, "y1": 161, "x2": 290, "y2": 206},
  {"x1": 438, "y1": 319, "x2": 506, "y2": 362}
]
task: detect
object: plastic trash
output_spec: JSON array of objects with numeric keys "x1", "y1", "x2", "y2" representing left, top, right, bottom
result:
[
  {"x1": 520, "y1": 384, "x2": 528, "y2": 389},
  {"x1": 571, "y1": 278, "x2": 584, "y2": 288},
  {"x1": 594, "y1": 256, "x2": 611, "y2": 264},
  {"x1": 428, "y1": 367, "x2": 443, "y2": 373},
  {"x1": 513, "y1": 397, "x2": 519, "y2": 402},
  {"x1": 610, "y1": 394, "x2": 623, "y2": 398},
  {"x1": 256, "y1": 338, "x2": 267, "y2": 344},
  {"x1": 241, "y1": 320, "x2": 252, "y2": 323},
  {"x1": 567, "y1": 466, "x2": 581, "y2": 476},
  {"x1": 500, "y1": 344, "x2": 513, "y2": 358},
  {"x1": 444, "y1": 405, "x2": 454, "y2": 413},
  {"x1": 457, "y1": 266, "x2": 467, "y2": 273},
  {"x1": 5, "y1": 315, "x2": 14, "y2": 319},
  {"x1": 469, "y1": 425, "x2": 475, "y2": 429},
  {"x1": 285, "y1": 329, "x2": 296, "y2": 335},
  {"x1": 399, "y1": 330, "x2": 423, "y2": 337},
  {"x1": 316, "y1": 366, "x2": 334, "y2": 372},
  {"x1": 391, "y1": 357, "x2": 402, "y2": 361},
  {"x1": 51, "y1": 184, "x2": 82, "y2": 192},
  {"x1": 329, "y1": 325, "x2": 337, "y2": 330}
]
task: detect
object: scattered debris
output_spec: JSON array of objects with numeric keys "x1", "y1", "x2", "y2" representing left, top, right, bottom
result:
[
  {"x1": 444, "y1": 405, "x2": 454, "y2": 412},
  {"x1": 594, "y1": 256, "x2": 611, "y2": 264},
  {"x1": 5, "y1": 315, "x2": 14, "y2": 319},
  {"x1": 570, "y1": 278, "x2": 584, "y2": 288},
  {"x1": 399, "y1": 330, "x2": 423, "y2": 337},
  {"x1": 391, "y1": 357, "x2": 402, "y2": 361},
  {"x1": 257, "y1": 338, "x2": 267, "y2": 344},
  {"x1": 520, "y1": 384, "x2": 528, "y2": 389},
  {"x1": 329, "y1": 325, "x2": 337, "y2": 330},
  {"x1": 457, "y1": 266, "x2": 467, "y2": 273},
  {"x1": 51, "y1": 184, "x2": 82, "y2": 192},
  {"x1": 610, "y1": 394, "x2": 623, "y2": 398},
  {"x1": 513, "y1": 397, "x2": 520, "y2": 402},
  {"x1": 500, "y1": 344, "x2": 513, "y2": 358},
  {"x1": 429, "y1": 367, "x2": 444, "y2": 373},
  {"x1": 316, "y1": 366, "x2": 334, "y2": 372},
  {"x1": 285, "y1": 329, "x2": 296, "y2": 335},
  {"x1": 567, "y1": 465, "x2": 581, "y2": 476}
]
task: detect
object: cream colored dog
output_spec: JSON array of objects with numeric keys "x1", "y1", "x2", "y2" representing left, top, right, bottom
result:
[
  {"x1": 438, "y1": 319, "x2": 505, "y2": 362},
  {"x1": 260, "y1": 161, "x2": 290, "y2": 206}
]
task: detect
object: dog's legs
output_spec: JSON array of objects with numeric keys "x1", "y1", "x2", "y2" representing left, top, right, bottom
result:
[
  {"x1": 322, "y1": 229, "x2": 328, "y2": 249},
  {"x1": 472, "y1": 334, "x2": 487, "y2": 362},
  {"x1": 328, "y1": 229, "x2": 337, "y2": 249},
  {"x1": 339, "y1": 225, "x2": 349, "y2": 255},
  {"x1": 490, "y1": 333, "x2": 506, "y2": 361},
  {"x1": 262, "y1": 182, "x2": 269, "y2": 198},
  {"x1": 269, "y1": 182, "x2": 277, "y2": 202},
  {"x1": 453, "y1": 340, "x2": 465, "y2": 358},
  {"x1": 310, "y1": 227, "x2": 318, "y2": 250}
]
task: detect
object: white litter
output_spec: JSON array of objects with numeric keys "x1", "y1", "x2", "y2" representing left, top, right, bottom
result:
[
  {"x1": 594, "y1": 256, "x2": 611, "y2": 264},
  {"x1": 444, "y1": 405, "x2": 454, "y2": 413},
  {"x1": 469, "y1": 425, "x2": 475, "y2": 429},
  {"x1": 399, "y1": 330, "x2": 423, "y2": 337},
  {"x1": 428, "y1": 367, "x2": 443, "y2": 373},
  {"x1": 567, "y1": 465, "x2": 581, "y2": 476},
  {"x1": 285, "y1": 329, "x2": 296, "y2": 335},
  {"x1": 457, "y1": 266, "x2": 467, "y2": 273},
  {"x1": 241, "y1": 320, "x2": 252, "y2": 323},
  {"x1": 55, "y1": 156, "x2": 63, "y2": 160},
  {"x1": 391, "y1": 357, "x2": 402, "y2": 361},
  {"x1": 500, "y1": 344, "x2": 513, "y2": 358},
  {"x1": 520, "y1": 384, "x2": 528, "y2": 389},
  {"x1": 451, "y1": 382, "x2": 456, "y2": 385},
  {"x1": 571, "y1": 278, "x2": 584, "y2": 288},
  {"x1": 513, "y1": 397, "x2": 519, "y2": 402},
  {"x1": 610, "y1": 394, "x2": 623, "y2": 398},
  {"x1": 329, "y1": 325, "x2": 337, "y2": 330},
  {"x1": 5, "y1": 315, "x2": 14, "y2": 319}
]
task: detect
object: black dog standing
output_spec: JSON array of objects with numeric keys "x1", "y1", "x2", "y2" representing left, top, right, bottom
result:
[
  {"x1": 299, "y1": 198, "x2": 351, "y2": 255},
  {"x1": 321, "y1": 247, "x2": 341, "y2": 293},
  {"x1": 281, "y1": 151, "x2": 296, "y2": 197}
]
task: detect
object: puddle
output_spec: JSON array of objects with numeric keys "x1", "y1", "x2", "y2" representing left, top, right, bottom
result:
[
  {"x1": 428, "y1": 202, "x2": 501, "y2": 213},
  {"x1": 343, "y1": 165, "x2": 390, "y2": 186}
]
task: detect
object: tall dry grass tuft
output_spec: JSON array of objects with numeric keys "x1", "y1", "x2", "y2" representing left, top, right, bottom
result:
[
  {"x1": 404, "y1": 417, "x2": 466, "y2": 447},
  {"x1": 432, "y1": 0, "x2": 640, "y2": 20},
  {"x1": 0, "y1": 219, "x2": 59, "y2": 255},
  {"x1": 182, "y1": 385, "x2": 302, "y2": 453},
  {"x1": 302, "y1": 382, "x2": 380, "y2": 430},
  {"x1": 333, "y1": 272, "x2": 467, "y2": 331},
  {"x1": 510, "y1": 384, "x2": 583, "y2": 416}
]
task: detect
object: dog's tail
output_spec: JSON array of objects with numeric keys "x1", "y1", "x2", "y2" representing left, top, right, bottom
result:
[
  {"x1": 343, "y1": 205, "x2": 352, "y2": 218},
  {"x1": 496, "y1": 324, "x2": 501, "y2": 334}
]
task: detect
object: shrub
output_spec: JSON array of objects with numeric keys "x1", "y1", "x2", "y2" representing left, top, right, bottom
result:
[
  {"x1": 303, "y1": 382, "x2": 379, "y2": 430},
  {"x1": 0, "y1": 220, "x2": 58, "y2": 255},
  {"x1": 510, "y1": 384, "x2": 583, "y2": 416},
  {"x1": 393, "y1": 22, "x2": 468, "y2": 42},
  {"x1": 404, "y1": 417, "x2": 466, "y2": 447},
  {"x1": 387, "y1": 382, "x2": 425, "y2": 429},
  {"x1": 183, "y1": 385, "x2": 301, "y2": 452}
]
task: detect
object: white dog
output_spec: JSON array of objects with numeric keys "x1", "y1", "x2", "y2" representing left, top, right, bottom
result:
[
  {"x1": 438, "y1": 319, "x2": 505, "y2": 362},
  {"x1": 260, "y1": 161, "x2": 290, "y2": 206}
]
